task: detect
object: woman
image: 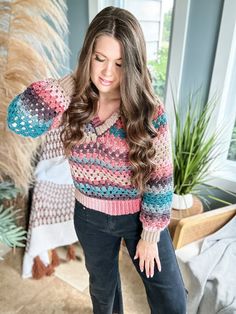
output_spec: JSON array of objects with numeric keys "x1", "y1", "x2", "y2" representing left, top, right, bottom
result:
[{"x1": 8, "y1": 6, "x2": 186, "y2": 314}]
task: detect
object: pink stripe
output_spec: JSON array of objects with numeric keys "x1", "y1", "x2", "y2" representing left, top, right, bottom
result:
[
  {"x1": 153, "y1": 104, "x2": 165, "y2": 120},
  {"x1": 141, "y1": 216, "x2": 170, "y2": 229},
  {"x1": 74, "y1": 176, "x2": 133, "y2": 188},
  {"x1": 155, "y1": 163, "x2": 173, "y2": 174},
  {"x1": 98, "y1": 133, "x2": 129, "y2": 153},
  {"x1": 71, "y1": 168, "x2": 133, "y2": 188},
  {"x1": 73, "y1": 166, "x2": 132, "y2": 183},
  {"x1": 75, "y1": 190, "x2": 141, "y2": 215},
  {"x1": 152, "y1": 164, "x2": 173, "y2": 180},
  {"x1": 32, "y1": 80, "x2": 67, "y2": 112}
]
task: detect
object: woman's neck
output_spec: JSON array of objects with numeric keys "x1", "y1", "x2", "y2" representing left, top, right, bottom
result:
[
  {"x1": 97, "y1": 95, "x2": 121, "y2": 122},
  {"x1": 98, "y1": 94, "x2": 121, "y2": 111}
]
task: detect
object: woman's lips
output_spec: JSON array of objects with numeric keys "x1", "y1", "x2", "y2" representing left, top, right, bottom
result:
[{"x1": 99, "y1": 77, "x2": 113, "y2": 86}]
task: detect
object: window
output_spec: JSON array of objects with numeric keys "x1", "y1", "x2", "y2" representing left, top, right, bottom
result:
[
  {"x1": 207, "y1": 0, "x2": 236, "y2": 191},
  {"x1": 94, "y1": 0, "x2": 174, "y2": 101},
  {"x1": 155, "y1": 0, "x2": 236, "y2": 191}
]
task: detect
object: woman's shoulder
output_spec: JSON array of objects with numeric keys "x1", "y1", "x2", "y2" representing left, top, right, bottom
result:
[
  {"x1": 30, "y1": 72, "x2": 76, "y2": 98},
  {"x1": 57, "y1": 72, "x2": 76, "y2": 98},
  {"x1": 152, "y1": 99, "x2": 166, "y2": 121}
]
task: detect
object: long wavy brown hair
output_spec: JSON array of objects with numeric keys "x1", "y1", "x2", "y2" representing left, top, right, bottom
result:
[{"x1": 60, "y1": 6, "x2": 161, "y2": 194}]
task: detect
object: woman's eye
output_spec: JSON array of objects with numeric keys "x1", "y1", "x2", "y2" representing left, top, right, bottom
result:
[
  {"x1": 95, "y1": 55, "x2": 105, "y2": 62},
  {"x1": 94, "y1": 55, "x2": 122, "y2": 67}
]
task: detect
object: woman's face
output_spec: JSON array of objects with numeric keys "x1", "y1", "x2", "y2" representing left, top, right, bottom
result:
[{"x1": 90, "y1": 35, "x2": 122, "y2": 97}]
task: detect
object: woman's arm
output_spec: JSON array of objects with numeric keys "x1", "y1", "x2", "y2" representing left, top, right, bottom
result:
[
  {"x1": 134, "y1": 103, "x2": 173, "y2": 277},
  {"x1": 140, "y1": 103, "x2": 174, "y2": 243},
  {"x1": 7, "y1": 74, "x2": 75, "y2": 138}
]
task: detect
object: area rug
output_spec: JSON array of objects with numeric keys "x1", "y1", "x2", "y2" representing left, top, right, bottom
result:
[{"x1": 54, "y1": 243, "x2": 90, "y2": 294}]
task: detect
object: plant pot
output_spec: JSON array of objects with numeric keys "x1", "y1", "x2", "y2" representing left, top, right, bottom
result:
[{"x1": 172, "y1": 193, "x2": 193, "y2": 210}]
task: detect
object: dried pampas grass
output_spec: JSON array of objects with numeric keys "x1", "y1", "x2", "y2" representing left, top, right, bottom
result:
[{"x1": 0, "y1": 0, "x2": 69, "y2": 194}]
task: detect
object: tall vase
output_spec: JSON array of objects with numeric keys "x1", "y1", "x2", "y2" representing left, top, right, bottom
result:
[{"x1": 172, "y1": 193, "x2": 193, "y2": 210}]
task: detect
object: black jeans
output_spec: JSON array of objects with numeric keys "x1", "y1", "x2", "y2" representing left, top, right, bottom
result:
[{"x1": 74, "y1": 199, "x2": 186, "y2": 314}]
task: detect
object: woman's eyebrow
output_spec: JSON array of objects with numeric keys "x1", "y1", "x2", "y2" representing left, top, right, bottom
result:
[{"x1": 94, "y1": 51, "x2": 122, "y2": 60}]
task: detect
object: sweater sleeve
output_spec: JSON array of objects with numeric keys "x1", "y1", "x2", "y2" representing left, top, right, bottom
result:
[
  {"x1": 7, "y1": 74, "x2": 75, "y2": 138},
  {"x1": 140, "y1": 103, "x2": 174, "y2": 243}
]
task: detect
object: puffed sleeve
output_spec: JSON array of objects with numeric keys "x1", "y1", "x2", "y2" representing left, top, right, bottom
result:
[
  {"x1": 7, "y1": 74, "x2": 75, "y2": 138},
  {"x1": 140, "y1": 103, "x2": 174, "y2": 242}
]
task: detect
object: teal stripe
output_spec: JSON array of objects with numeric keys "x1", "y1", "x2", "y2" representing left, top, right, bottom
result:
[
  {"x1": 109, "y1": 125, "x2": 126, "y2": 138},
  {"x1": 7, "y1": 95, "x2": 52, "y2": 138},
  {"x1": 70, "y1": 156, "x2": 131, "y2": 171},
  {"x1": 75, "y1": 182, "x2": 139, "y2": 198},
  {"x1": 143, "y1": 191, "x2": 173, "y2": 207},
  {"x1": 152, "y1": 113, "x2": 167, "y2": 129},
  {"x1": 109, "y1": 114, "x2": 167, "y2": 136}
]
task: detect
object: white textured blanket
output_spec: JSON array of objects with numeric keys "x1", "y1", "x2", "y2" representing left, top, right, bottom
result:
[
  {"x1": 186, "y1": 215, "x2": 236, "y2": 314},
  {"x1": 22, "y1": 128, "x2": 78, "y2": 278}
]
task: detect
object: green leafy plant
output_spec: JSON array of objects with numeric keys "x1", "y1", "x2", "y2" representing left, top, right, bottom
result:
[
  {"x1": 0, "y1": 205, "x2": 27, "y2": 248},
  {"x1": 148, "y1": 47, "x2": 169, "y2": 100},
  {"x1": 172, "y1": 93, "x2": 220, "y2": 195},
  {"x1": 0, "y1": 181, "x2": 20, "y2": 201},
  {"x1": 0, "y1": 182, "x2": 27, "y2": 254}
]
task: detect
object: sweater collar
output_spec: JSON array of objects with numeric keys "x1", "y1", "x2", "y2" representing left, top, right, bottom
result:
[{"x1": 91, "y1": 110, "x2": 121, "y2": 136}]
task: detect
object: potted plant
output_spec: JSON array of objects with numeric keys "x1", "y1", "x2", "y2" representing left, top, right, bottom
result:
[{"x1": 171, "y1": 92, "x2": 222, "y2": 210}]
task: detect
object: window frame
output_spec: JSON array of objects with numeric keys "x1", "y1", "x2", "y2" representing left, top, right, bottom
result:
[
  {"x1": 206, "y1": 0, "x2": 236, "y2": 192},
  {"x1": 165, "y1": 0, "x2": 236, "y2": 192},
  {"x1": 164, "y1": 0, "x2": 190, "y2": 123}
]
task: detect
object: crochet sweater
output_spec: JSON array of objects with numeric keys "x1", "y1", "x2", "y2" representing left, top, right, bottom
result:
[{"x1": 7, "y1": 74, "x2": 173, "y2": 243}]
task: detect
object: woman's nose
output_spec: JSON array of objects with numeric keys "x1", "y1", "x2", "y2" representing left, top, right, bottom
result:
[{"x1": 102, "y1": 62, "x2": 113, "y2": 76}]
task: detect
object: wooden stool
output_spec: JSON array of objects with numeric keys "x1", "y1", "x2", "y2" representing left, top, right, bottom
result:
[{"x1": 169, "y1": 196, "x2": 203, "y2": 239}]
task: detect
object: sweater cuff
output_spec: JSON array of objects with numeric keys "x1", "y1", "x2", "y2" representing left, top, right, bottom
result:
[
  {"x1": 141, "y1": 229, "x2": 161, "y2": 243},
  {"x1": 58, "y1": 74, "x2": 75, "y2": 98}
]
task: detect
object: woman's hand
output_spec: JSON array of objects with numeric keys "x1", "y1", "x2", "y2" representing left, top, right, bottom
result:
[{"x1": 134, "y1": 239, "x2": 161, "y2": 278}]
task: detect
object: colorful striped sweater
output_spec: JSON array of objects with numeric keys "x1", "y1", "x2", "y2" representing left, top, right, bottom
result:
[{"x1": 7, "y1": 74, "x2": 173, "y2": 243}]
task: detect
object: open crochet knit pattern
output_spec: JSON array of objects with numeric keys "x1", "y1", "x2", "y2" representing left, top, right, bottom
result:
[{"x1": 7, "y1": 73, "x2": 174, "y2": 243}]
